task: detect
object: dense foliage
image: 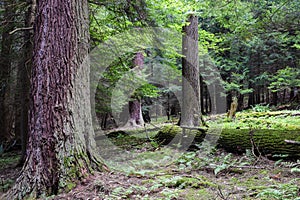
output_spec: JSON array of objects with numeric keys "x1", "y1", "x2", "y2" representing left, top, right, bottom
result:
[
  {"x1": 0, "y1": 0, "x2": 299, "y2": 141},
  {"x1": 89, "y1": 0, "x2": 300, "y2": 119}
]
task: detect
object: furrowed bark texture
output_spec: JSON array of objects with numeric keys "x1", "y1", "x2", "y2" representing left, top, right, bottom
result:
[
  {"x1": 181, "y1": 15, "x2": 202, "y2": 127},
  {"x1": 128, "y1": 99, "x2": 144, "y2": 126},
  {"x1": 4, "y1": 0, "x2": 106, "y2": 199}
]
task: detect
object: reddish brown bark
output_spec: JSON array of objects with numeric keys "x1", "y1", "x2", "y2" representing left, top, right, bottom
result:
[
  {"x1": 125, "y1": 52, "x2": 145, "y2": 127},
  {"x1": 127, "y1": 99, "x2": 144, "y2": 126},
  {"x1": 4, "y1": 0, "x2": 106, "y2": 199}
]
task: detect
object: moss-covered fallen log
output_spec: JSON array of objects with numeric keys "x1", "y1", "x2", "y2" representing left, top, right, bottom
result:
[
  {"x1": 154, "y1": 125, "x2": 300, "y2": 159},
  {"x1": 154, "y1": 125, "x2": 206, "y2": 146},
  {"x1": 219, "y1": 129, "x2": 300, "y2": 159}
]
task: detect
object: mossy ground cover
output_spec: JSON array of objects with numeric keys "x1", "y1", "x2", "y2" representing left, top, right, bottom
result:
[
  {"x1": 2, "y1": 111, "x2": 300, "y2": 199},
  {"x1": 49, "y1": 148, "x2": 300, "y2": 199},
  {"x1": 0, "y1": 152, "x2": 21, "y2": 194},
  {"x1": 224, "y1": 110, "x2": 300, "y2": 130},
  {"x1": 83, "y1": 111, "x2": 300, "y2": 199}
]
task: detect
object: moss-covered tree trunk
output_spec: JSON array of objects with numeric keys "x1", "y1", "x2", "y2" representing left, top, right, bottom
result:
[
  {"x1": 3, "y1": 0, "x2": 107, "y2": 199},
  {"x1": 217, "y1": 129, "x2": 300, "y2": 158}
]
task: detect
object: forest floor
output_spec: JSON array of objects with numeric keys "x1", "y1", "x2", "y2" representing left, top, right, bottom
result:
[{"x1": 1, "y1": 110, "x2": 300, "y2": 199}]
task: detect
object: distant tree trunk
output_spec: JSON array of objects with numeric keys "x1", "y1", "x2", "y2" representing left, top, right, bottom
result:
[
  {"x1": 208, "y1": 90, "x2": 212, "y2": 114},
  {"x1": 248, "y1": 83, "x2": 254, "y2": 107},
  {"x1": 261, "y1": 87, "x2": 265, "y2": 103},
  {"x1": 125, "y1": 52, "x2": 145, "y2": 127},
  {"x1": 181, "y1": 15, "x2": 202, "y2": 127},
  {"x1": 255, "y1": 87, "x2": 261, "y2": 104},
  {"x1": 15, "y1": 0, "x2": 36, "y2": 165},
  {"x1": 0, "y1": 0, "x2": 15, "y2": 143},
  {"x1": 266, "y1": 88, "x2": 270, "y2": 104},
  {"x1": 227, "y1": 92, "x2": 232, "y2": 111},
  {"x1": 127, "y1": 99, "x2": 144, "y2": 126},
  {"x1": 4, "y1": 0, "x2": 107, "y2": 199},
  {"x1": 272, "y1": 91, "x2": 278, "y2": 106},
  {"x1": 205, "y1": 87, "x2": 209, "y2": 114},
  {"x1": 167, "y1": 92, "x2": 171, "y2": 120},
  {"x1": 200, "y1": 76, "x2": 204, "y2": 114},
  {"x1": 209, "y1": 83, "x2": 217, "y2": 114},
  {"x1": 237, "y1": 94, "x2": 244, "y2": 111},
  {"x1": 228, "y1": 97, "x2": 238, "y2": 119},
  {"x1": 289, "y1": 87, "x2": 295, "y2": 101}
]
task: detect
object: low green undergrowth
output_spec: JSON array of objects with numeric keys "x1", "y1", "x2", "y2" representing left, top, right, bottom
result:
[{"x1": 224, "y1": 110, "x2": 300, "y2": 130}]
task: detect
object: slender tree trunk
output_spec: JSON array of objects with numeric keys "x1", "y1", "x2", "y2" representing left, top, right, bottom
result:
[
  {"x1": 4, "y1": 0, "x2": 107, "y2": 199},
  {"x1": 283, "y1": 89, "x2": 286, "y2": 104},
  {"x1": 227, "y1": 92, "x2": 232, "y2": 112},
  {"x1": 248, "y1": 83, "x2": 254, "y2": 108},
  {"x1": 266, "y1": 88, "x2": 270, "y2": 104},
  {"x1": 200, "y1": 76, "x2": 204, "y2": 114},
  {"x1": 0, "y1": 0, "x2": 15, "y2": 143},
  {"x1": 237, "y1": 94, "x2": 244, "y2": 111},
  {"x1": 261, "y1": 87, "x2": 265, "y2": 103},
  {"x1": 272, "y1": 91, "x2": 278, "y2": 106},
  {"x1": 289, "y1": 87, "x2": 295, "y2": 101},
  {"x1": 14, "y1": 0, "x2": 36, "y2": 165},
  {"x1": 205, "y1": 86, "x2": 209, "y2": 114},
  {"x1": 208, "y1": 90, "x2": 212, "y2": 114},
  {"x1": 181, "y1": 15, "x2": 202, "y2": 127},
  {"x1": 167, "y1": 92, "x2": 171, "y2": 120},
  {"x1": 256, "y1": 87, "x2": 260, "y2": 104}
]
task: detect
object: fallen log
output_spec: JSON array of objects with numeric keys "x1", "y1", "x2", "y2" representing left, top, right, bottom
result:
[{"x1": 154, "y1": 125, "x2": 300, "y2": 159}]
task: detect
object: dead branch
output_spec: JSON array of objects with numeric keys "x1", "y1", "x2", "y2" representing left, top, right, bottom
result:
[
  {"x1": 285, "y1": 140, "x2": 300, "y2": 145},
  {"x1": 9, "y1": 26, "x2": 33, "y2": 35}
]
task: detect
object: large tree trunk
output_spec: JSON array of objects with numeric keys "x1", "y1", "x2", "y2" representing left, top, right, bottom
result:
[
  {"x1": 155, "y1": 125, "x2": 300, "y2": 159},
  {"x1": 181, "y1": 15, "x2": 202, "y2": 127},
  {"x1": 125, "y1": 52, "x2": 145, "y2": 127},
  {"x1": 0, "y1": 0, "x2": 16, "y2": 143},
  {"x1": 126, "y1": 99, "x2": 144, "y2": 127},
  {"x1": 4, "y1": 0, "x2": 107, "y2": 199},
  {"x1": 14, "y1": 0, "x2": 36, "y2": 165}
]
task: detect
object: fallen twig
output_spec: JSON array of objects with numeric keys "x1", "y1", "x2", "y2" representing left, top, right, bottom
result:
[{"x1": 9, "y1": 26, "x2": 33, "y2": 35}]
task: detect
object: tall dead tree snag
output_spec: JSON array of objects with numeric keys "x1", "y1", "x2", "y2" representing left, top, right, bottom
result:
[
  {"x1": 227, "y1": 97, "x2": 238, "y2": 120},
  {"x1": 181, "y1": 15, "x2": 202, "y2": 127},
  {"x1": 4, "y1": 0, "x2": 107, "y2": 199}
]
